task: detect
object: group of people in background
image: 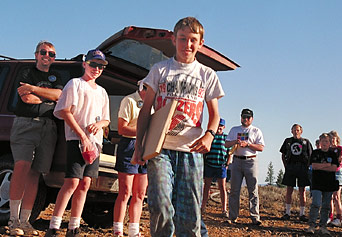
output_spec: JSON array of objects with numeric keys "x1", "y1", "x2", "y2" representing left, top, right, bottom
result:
[
  {"x1": 6, "y1": 14, "x2": 341, "y2": 237},
  {"x1": 280, "y1": 124, "x2": 342, "y2": 235}
]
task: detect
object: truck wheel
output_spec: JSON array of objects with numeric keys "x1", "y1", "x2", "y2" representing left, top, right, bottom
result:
[
  {"x1": 0, "y1": 154, "x2": 47, "y2": 225},
  {"x1": 82, "y1": 201, "x2": 114, "y2": 228},
  {"x1": 0, "y1": 154, "x2": 14, "y2": 226}
]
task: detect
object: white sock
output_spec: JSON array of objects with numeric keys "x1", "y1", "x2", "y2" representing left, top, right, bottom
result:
[
  {"x1": 300, "y1": 206, "x2": 305, "y2": 216},
  {"x1": 113, "y1": 222, "x2": 123, "y2": 234},
  {"x1": 285, "y1": 204, "x2": 291, "y2": 215},
  {"x1": 128, "y1": 222, "x2": 139, "y2": 237},
  {"x1": 9, "y1": 200, "x2": 21, "y2": 220},
  {"x1": 68, "y1": 217, "x2": 81, "y2": 230},
  {"x1": 19, "y1": 209, "x2": 31, "y2": 223},
  {"x1": 49, "y1": 216, "x2": 62, "y2": 230}
]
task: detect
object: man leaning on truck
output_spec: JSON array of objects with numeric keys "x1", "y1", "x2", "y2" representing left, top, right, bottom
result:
[{"x1": 8, "y1": 41, "x2": 63, "y2": 236}]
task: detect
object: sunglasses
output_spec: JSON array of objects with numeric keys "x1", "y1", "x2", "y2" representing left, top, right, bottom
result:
[
  {"x1": 86, "y1": 61, "x2": 106, "y2": 70},
  {"x1": 242, "y1": 115, "x2": 252, "y2": 119},
  {"x1": 39, "y1": 49, "x2": 56, "y2": 58}
]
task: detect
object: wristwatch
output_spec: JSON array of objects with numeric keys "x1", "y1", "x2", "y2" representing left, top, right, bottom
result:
[{"x1": 206, "y1": 129, "x2": 216, "y2": 137}]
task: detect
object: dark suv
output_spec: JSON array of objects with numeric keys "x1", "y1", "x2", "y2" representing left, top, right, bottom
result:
[{"x1": 0, "y1": 26, "x2": 239, "y2": 228}]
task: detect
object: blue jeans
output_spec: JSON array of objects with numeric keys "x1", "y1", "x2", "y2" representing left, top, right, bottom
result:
[
  {"x1": 147, "y1": 149, "x2": 208, "y2": 237},
  {"x1": 309, "y1": 190, "x2": 333, "y2": 226}
]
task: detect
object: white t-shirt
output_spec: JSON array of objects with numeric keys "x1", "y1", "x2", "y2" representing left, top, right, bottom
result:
[
  {"x1": 227, "y1": 125, "x2": 265, "y2": 156},
  {"x1": 118, "y1": 91, "x2": 142, "y2": 139},
  {"x1": 54, "y1": 77, "x2": 110, "y2": 146},
  {"x1": 144, "y1": 57, "x2": 225, "y2": 152}
]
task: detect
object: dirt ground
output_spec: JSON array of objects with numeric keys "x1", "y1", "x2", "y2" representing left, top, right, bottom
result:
[{"x1": 2, "y1": 185, "x2": 342, "y2": 236}]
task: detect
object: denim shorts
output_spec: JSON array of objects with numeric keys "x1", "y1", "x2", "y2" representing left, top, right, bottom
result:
[
  {"x1": 204, "y1": 164, "x2": 227, "y2": 179},
  {"x1": 114, "y1": 137, "x2": 147, "y2": 174}
]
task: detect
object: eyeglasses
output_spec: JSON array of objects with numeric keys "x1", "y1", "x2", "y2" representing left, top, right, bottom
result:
[
  {"x1": 242, "y1": 115, "x2": 252, "y2": 119},
  {"x1": 86, "y1": 61, "x2": 106, "y2": 70},
  {"x1": 39, "y1": 49, "x2": 56, "y2": 58}
]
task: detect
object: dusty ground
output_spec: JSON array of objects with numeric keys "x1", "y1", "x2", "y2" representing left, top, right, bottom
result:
[{"x1": 2, "y1": 185, "x2": 342, "y2": 236}]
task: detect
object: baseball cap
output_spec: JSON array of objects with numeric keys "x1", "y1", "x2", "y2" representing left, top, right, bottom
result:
[
  {"x1": 85, "y1": 49, "x2": 108, "y2": 65},
  {"x1": 241, "y1": 108, "x2": 253, "y2": 117},
  {"x1": 219, "y1": 118, "x2": 225, "y2": 126}
]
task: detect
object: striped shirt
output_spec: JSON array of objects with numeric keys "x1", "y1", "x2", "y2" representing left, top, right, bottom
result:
[{"x1": 205, "y1": 133, "x2": 228, "y2": 168}]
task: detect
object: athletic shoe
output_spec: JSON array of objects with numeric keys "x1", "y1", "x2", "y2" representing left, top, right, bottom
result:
[
  {"x1": 227, "y1": 219, "x2": 237, "y2": 224},
  {"x1": 331, "y1": 218, "x2": 342, "y2": 227},
  {"x1": 45, "y1": 228, "x2": 60, "y2": 237},
  {"x1": 327, "y1": 217, "x2": 333, "y2": 224},
  {"x1": 282, "y1": 214, "x2": 290, "y2": 220},
  {"x1": 8, "y1": 217, "x2": 24, "y2": 236},
  {"x1": 19, "y1": 221, "x2": 39, "y2": 236},
  {"x1": 299, "y1": 215, "x2": 308, "y2": 222},
  {"x1": 306, "y1": 225, "x2": 315, "y2": 234},
  {"x1": 318, "y1": 226, "x2": 330, "y2": 235},
  {"x1": 66, "y1": 228, "x2": 80, "y2": 237}
]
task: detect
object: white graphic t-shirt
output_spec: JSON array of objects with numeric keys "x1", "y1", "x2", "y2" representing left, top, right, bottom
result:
[{"x1": 144, "y1": 57, "x2": 224, "y2": 152}]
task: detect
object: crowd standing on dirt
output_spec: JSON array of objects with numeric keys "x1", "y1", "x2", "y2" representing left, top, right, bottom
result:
[{"x1": 5, "y1": 17, "x2": 342, "y2": 237}]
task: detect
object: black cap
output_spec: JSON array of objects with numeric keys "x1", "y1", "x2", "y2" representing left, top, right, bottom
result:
[{"x1": 241, "y1": 108, "x2": 253, "y2": 117}]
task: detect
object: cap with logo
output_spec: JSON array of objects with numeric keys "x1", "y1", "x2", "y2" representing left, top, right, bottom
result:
[
  {"x1": 219, "y1": 118, "x2": 225, "y2": 126},
  {"x1": 85, "y1": 49, "x2": 108, "y2": 65}
]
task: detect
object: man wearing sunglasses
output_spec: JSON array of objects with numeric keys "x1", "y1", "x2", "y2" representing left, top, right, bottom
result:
[
  {"x1": 225, "y1": 108, "x2": 265, "y2": 225},
  {"x1": 8, "y1": 41, "x2": 63, "y2": 236}
]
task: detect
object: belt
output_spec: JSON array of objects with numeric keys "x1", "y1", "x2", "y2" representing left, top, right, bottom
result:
[{"x1": 234, "y1": 155, "x2": 257, "y2": 160}]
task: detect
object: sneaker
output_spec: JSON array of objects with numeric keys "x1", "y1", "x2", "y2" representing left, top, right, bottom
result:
[
  {"x1": 8, "y1": 218, "x2": 24, "y2": 236},
  {"x1": 299, "y1": 215, "x2": 308, "y2": 222},
  {"x1": 251, "y1": 219, "x2": 262, "y2": 225},
  {"x1": 331, "y1": 218, "x2": 342, "y2": 227},
  {"x1": 306, "y1": 225, "x2": 315, "y2": 234},
  {"x1": 319, "y1": 226, "x2": 330, "y2": 235},
  {"x1": 66, "y1": 228, "x2": 80, "y2": 237},
  {"x1": 282, "y1": 214, "x2": 290, "y2": 220},
  {"x1": 19, "y1": 221, "x2": 39, "y2": 236},
  {"x1": 221, "y1": 210, "x2": 229, "y2": 218},
  {"x1": 327, "y1": 217, "x2": 333, "y2": 224},
  {"x1": 45, "y1": 228, "x2": 60, "y2": 237}
]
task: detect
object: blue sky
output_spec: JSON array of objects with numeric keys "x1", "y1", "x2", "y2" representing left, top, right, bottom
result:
[{"x1": 1, "y1": 1, "x2": 341, "y2": 183}]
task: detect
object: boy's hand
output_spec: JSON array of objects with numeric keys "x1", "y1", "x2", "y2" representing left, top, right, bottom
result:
[
  {"x1": 189, "y1": 133, "x2": 214, "y2": 153},
  {"x1": 131, "y1": 144, "x2": 146, "y2": 165},
  {"x1": 80, "y1": 137, "x2": 93, "y2": 152}
]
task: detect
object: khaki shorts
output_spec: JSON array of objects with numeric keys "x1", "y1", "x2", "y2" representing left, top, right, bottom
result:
[{"x1": 10, "y1": 116, "x2": 57, "y2": 173}]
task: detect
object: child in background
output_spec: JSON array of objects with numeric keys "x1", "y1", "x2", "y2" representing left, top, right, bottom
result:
[
  {"x1": 201, "y1": 118, "x2": 229, "y2": 217},
  {"x1": 45, "y1": 49, "x2": 110, "y2": 237},
  {"x1": 307, "y1": 133, "x2": 339, "y2": 235}
]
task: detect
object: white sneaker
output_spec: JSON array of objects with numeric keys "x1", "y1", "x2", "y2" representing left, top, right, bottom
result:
[
  {"x1": 306, "y1": 225, "x2": 315, "y2": 234},
  {"x1": 327, "y1": 217, "x2": 333, "y2": 224},
  {"x1": 331, "y1": 218, "x2": 342, "y2": 227},
  {"x1": 319, "y1": 226, "x2": 330, "y2": 235}
]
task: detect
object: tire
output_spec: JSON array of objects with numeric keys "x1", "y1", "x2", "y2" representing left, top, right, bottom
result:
[
  {"x1": 0, "y1": 154, "x2": 14, "y2": 226},
  {"x1": 82, "y1": 201, "x2": 115, "y2": 228},
  {"x1": 0, "y1": 153, "x2": 47, "y2": 225}
]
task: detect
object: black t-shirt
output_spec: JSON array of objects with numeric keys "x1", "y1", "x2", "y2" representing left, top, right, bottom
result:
[
  {"x1": 280, "y1": 137, "x2": 313, "y2": 164},
  {"x1": 310, "y1": 148, "x2": 339, "y2": 192},
  {"x1": 14, "y1": 67, "x2": 63, "y2": 119}
]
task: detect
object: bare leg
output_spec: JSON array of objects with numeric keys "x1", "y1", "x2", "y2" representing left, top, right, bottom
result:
[{"x1": 128, "y1": 174, "x2": 148, "y2": 223}]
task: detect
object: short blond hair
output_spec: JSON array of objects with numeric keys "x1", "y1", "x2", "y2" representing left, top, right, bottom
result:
[
  {"x1": 35, "y1": 40, "x2": 55, "y2": 54},
  {"x1": 173, "y1": 17, "x2": 204, "y2": 40}
]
